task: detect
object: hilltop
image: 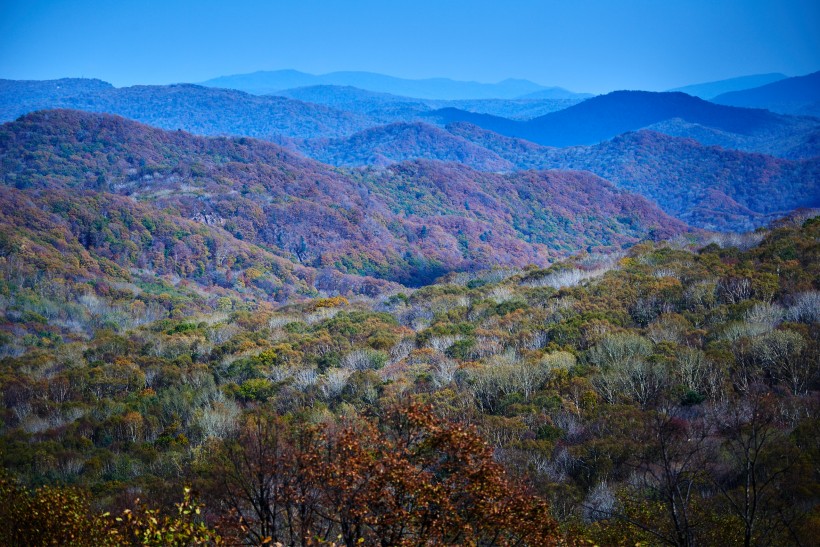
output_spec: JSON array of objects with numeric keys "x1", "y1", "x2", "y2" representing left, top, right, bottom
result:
[{"x1": 0, "y1": 110, "x2": 688, "y2": 288}]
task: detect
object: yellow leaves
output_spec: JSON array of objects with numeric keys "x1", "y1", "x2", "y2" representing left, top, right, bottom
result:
[
  {"x1": 0, "y1": 479, "x2": 222, "y2": 546},
  {"x1": 244, "y1": 267, "x2": 264, "y2": 281},
  {"x1": 313, "y1": 296, "x2": 350, "y2": 310}
]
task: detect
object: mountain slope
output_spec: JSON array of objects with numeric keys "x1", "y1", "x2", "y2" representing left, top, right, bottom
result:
[
  {"x1": 713, "y1": 71, "x2": 820, "y2": 117},
  {"x1": 293, "y1": 122, "x2": 513, "y2": 170},
  {"x1": 448, "y1": 124, "x2": 820, "y2": 230},
  {"x1": 535, "y1": 131, "x2": 820, "y2": 231},
  {"x1": 668, "y1": 73, "x2": 787, "y2": 99},
  {"x1": 0, "y1": 110, "x2": 688, "y2": 285},
  {"x1": 314, "y1": 121, "x2": 816, "y2": 232},
  {"x1": 0, "y1": 78, "x2": 114, "y2": 120},
  {"x1": 362, "y1": 160, "x2": 686, "y2": 256},
  {"x1": 0, "y1": 80, "x2": 375, "y2": 139},
  {"x1": 0, "y1": 185, "x2": 398, "y2": 310},
  {"x1": 430, "y1": 91, "x2": 782, "y2": 145}
]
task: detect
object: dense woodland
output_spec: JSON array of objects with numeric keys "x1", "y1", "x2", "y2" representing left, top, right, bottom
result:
[
  {"x1": 295, "y1": 123, "x2": 819, "y2": 231},
  {"x1": 0, "y1": 110, "x2": 686, "y2": 288},
  {"x1": 0, "y1": 73, "x2": 818, "y2": 545},
  {"x1": 1, "y1": 208, "x2": 818, "y2": 544}
]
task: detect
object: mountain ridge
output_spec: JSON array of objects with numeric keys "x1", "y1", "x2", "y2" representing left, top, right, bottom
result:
[
  {"x1": 201, "y1": 69, "x2": 586, "y2": 100},
  {"x1": 0, "y1": 80, "x2": 375, "y2": 139},
  {"x1": 428, "y1": 90, "x2": 820, "y2": 157},
  {"x1": 0, "y1": 109, "x2": 689, "y2": 287},
  {"x1": 283, "y1": 119, "x2": 818, "y2": 232},
  {"x1": 668, "y1": 73, "x2": 787, "y2": 99},
  {"x1": 713, "y1": 71, "x2": 820, "y2": 117}
]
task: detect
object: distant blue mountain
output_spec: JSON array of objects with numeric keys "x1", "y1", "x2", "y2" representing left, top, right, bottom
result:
[
  {"x1": 275, "y1": 84, "x2": 587, "y2": 121},
  {"x1": 516, "y1": 87, "x2": 594, "y2": 100},
  {"x1": 0, "y1": 78, "x2": 113, "y2": 120},
  {"x1": 201, "y1": 69, "x2": 585, "y2": 100},
  {"x1": 427, "y1": 90, "x2": 820, "y2": 157},
  {"x1": 713, "y1": 71, "x2": 820, "y2": 117},
  {"x1": 429, "y1": 91, "x2": 779, "y2": 145},
  {"x1": 0, "y1": 79, "x2": 373, "y2": 139},
  {"x1": 668, "y1": 73, "x2": 787, "y2": 99}
]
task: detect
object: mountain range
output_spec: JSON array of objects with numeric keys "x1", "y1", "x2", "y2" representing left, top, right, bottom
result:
[
  {"x1": 0, "y1": 80, "x2": 375, "y2": 139},
  {"x1": 0, "y1": 110, "x2": 688, "y2": 289},
  {"x1": 275, "y1": 85, "x2": 585, "y2": 121},
  {"x1": 5, "y1": 77, "x2": 817, "y2": 160},
  {"x1": 287, "y1": 120, "x2": 819, "y2": 231},
  {"x1": 4, "y1": 75, "x2": 816, "y2": 235},
  {"x1": 428, "y1": 90, "x2": 820, "y2": 155},
  {"x1": 201, "y1": 69, "x2": 590, "y2": 100},
  {"x1": 0, "y1": 78, "x2": 585, "y2": 140},
  {"x1": 2, "y1": 70, "x2": 818, "y2": 239}
]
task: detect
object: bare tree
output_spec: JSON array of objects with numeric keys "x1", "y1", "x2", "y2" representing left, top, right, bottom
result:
[{"x1": 707, "y1": 391, "x2": 805, "y2": 547}]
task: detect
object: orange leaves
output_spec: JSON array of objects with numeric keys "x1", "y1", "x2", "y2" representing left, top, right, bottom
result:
[{"x1": 209, "y1": 404, "x2": 564, "y2": 546}]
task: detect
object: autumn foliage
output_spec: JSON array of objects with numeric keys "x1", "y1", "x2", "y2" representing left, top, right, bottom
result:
[
  {"x1": 0, "y1": 474, "x2": 220, "y2": 546},
  {"x1": 206, "y1": 404, "x2": 562, "y2": 546}
]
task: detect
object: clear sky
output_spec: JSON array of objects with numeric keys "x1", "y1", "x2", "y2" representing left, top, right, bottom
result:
[{"x1": 1, "y1": 0, "x2": 818, "y2": 93}]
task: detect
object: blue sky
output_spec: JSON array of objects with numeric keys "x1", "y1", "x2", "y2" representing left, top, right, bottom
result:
[{"x1": 1, "y1": 0, "x2": 818, "y2": 93}]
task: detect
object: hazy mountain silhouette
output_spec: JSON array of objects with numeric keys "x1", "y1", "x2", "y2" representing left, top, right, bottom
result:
[
  {"x1": 668, "y1": 73, "x2": 787, "y2": 99},
  {"x1": 713, "y1": 71, "x2": 820, "y2": 117},
  {"x1": 201, "y1": 69, "x2": 581, "y2": 100},
  {"x1": 429, "y1": 90, "x2": 820, "y2": 155},
  {"x1": 275, "y1": 85, "x2": 585, "y2": 121}
]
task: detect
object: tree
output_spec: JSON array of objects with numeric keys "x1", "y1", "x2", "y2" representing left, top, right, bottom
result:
[
  {"x1": 709, "y1": 390, "x2": 806, "y2": 547},
  {"x1": 624, "y1": 406, "x2": 711, "y2": 546},
  {"x1": 0, "y1": 474, "x2": 220, "y2": 546},
  {"x1": 204, "y1": 411, "x2": 322, "y2": 546},
  {"x1": 205, "y1": 404, "x2": 565, "y2": 546}
]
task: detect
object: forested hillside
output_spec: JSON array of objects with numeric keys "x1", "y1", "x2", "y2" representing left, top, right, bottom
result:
[
  {"x1": 293, "y1": 121, "x2": 819, "y2": 231},
  {"x1": 294, "y1": 121, "x2": 515, "y2": 170},
  {"x1": 1, "y1": 110, "x2": 687, "y2": 287},
  {"x1": 1, "y1": 205, "x2": 817, "y2": 544},
  {"x1": 0, "y1": 80, "x2": 373, "y2": 139},
  {"x1": 532, "y1": 130, "x2": 820, "y2": 231}
]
